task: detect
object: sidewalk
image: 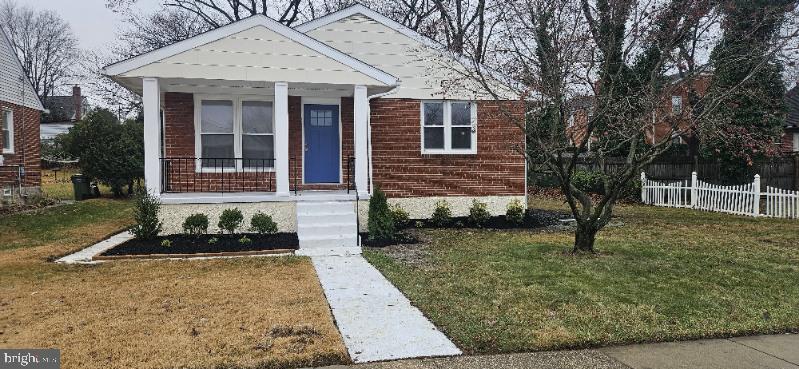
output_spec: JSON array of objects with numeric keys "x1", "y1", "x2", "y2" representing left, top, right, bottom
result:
[
  {"x1": 311, "y1": 255, "x2": 461, "y2": 363},
  {"x1": 310, "y1": 333, "x2": 798, "y2": 369}
]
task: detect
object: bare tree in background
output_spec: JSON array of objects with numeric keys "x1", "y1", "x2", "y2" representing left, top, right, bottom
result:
[
  {"x1": 106, "y1": 0, "x2": 306, "y2": 27},
  {"x1": 458, "y1": 0, "x2": 798, "y2": 252},
  {"x1": 0, "y1": 1, "x2": 79, "y2": 100}
]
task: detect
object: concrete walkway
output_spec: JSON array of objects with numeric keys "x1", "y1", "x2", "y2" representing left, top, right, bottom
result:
[
  {"x1": 55, "y1": 231, "x2": 133, "y2": 264},
  {"x1": 310, "y1": 333, "x2": 798, "y2": 369},
  {"x1": 311, "y1": 255, "x2": 462, "y2": 363}
]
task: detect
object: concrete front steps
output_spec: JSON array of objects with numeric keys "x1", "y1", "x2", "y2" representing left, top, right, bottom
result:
[{"x1": 295, "y1": 200, "x2": 361, "y2": 256}]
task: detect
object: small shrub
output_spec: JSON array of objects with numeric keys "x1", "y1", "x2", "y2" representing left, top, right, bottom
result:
[
  {"x1": 506, "y1": 199, "x2": 525, "y2": 225},
  {"x1": 389, "y1": 204, "x2": 410, "y2": 229},
  {"x1": 218, "y1": 208, "x2": 244, "y2": 234},
  {"x1": 454, "y1": 220, "x2": 464, "y2": 228},
  {"x1": 468, "y1": 200, "x2": 490, "y2": 227},
  {"x1": 571, "y1": 170, "x2": 607, "y2": 194},
  {"x1": 239, "y1": 235, "x2": 252, "y2": 244},
  {"x1": 414, "y1": 220, "x2": 424, "y2": 228},
  {"x1": 182, "y1": 213, "x2": 209, "y2": 236},
  {"x1": 209, "y1": 237, "x2": 219, "y2": 245},
  {"x1": 130, "y1": 188, "x2": 162, "y2": 240},
  {"x1": 161, "y1": 239, "x2": 171, "y2": 248},
  {"x1": 251, "y1": 212, "x2": 278, "y2": 234},
  {"x1": 431, "y1": 200, "x2": 452, "y2": 227},
  {"x1": 368, "y1": 187, "x2": 395, "y2": 241}
]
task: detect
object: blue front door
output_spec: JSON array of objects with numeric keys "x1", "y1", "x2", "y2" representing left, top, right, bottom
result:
[{"x1": 304, "y1": 104, "x2": 340, "y2": 183}]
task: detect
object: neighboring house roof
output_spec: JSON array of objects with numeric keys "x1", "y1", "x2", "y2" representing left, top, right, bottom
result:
[
  {"x1": 296, "y1": 4, "x2": 516, "y2": 100},
  {"x1": 786, "y1": 84, "x2": 799, "y2": 129},
  {"x1": 41, "y1": 95, "x2": 87, "y2": 123},
  {"x1": 102, "y1": 14, "x2": 399, "y2": 88},
  {"x1": 0, "y1": 29, "x2": 44, "y2": 111}
]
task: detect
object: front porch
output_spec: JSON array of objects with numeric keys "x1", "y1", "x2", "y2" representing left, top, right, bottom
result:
[{"x1": 142, "y1": 80, "x2": 378, "y2": 201}]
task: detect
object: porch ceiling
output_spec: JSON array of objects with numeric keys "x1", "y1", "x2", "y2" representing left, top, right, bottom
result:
[{"x1": 113, "y1": 77, "x2": 394, "y2": 97}]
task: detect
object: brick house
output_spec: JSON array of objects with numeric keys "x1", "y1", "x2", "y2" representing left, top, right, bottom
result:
[
  {"x1": 103, "y1": 5, "x2": 525, "y2": 255},
  {"x1": 1, "y1": 29, "x2": 44, "y2": 202},
  {"x1": 568, "y1": 76, "x2": 799, "y2": 155}
]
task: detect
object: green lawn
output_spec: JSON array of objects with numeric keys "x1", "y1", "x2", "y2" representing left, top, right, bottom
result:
[{"x1": 364, "y1": 197, "x2": 799, "y2": 354}]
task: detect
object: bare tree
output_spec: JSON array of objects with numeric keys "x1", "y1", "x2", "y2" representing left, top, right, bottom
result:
[
  {"x1": 0, "y1": 1, "x2": 79, "y2": 100},
  {"x1": 106, "y1": 0, "x2": 306, "y2": 27},
  {"x1": 458, "y1": 0, "x2": 799, "y2": 252}
]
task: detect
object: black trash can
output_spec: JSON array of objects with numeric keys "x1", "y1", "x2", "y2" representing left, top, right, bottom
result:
[{"x1": 71, "y1": 174, "x2": 91, "y2": 201}]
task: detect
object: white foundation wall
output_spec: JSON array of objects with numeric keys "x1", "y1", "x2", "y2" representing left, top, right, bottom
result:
[{"x1": 159, "y1": 202, "x2": 297, "y2": 235}]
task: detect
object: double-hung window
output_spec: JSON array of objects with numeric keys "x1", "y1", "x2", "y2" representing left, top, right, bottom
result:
[
  {"x1": 671, "y1": 96, "x2": 683, "y2": 115},
  {"x1": 241, "y1": 100, "x2": 274, "y2": 168},
  {"x1": 421, "y1": 101, "x2": 477, "y2": 154},
  {"x1": 196, "y1": 97, "x2": 274, "y2": 171},
  {"x1": 1, "y1": 109, "x2": 12, "y2": 154}
]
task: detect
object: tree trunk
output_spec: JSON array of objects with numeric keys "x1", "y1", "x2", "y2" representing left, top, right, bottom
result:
[{"x1": 573, "y1": 223, "x2": 597, "y2": 253}]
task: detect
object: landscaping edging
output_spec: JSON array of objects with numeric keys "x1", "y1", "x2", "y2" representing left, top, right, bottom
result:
[
  {"x1": 100, "y1": 233, "x2": 299, "y2": 257},
  {"x1": 94, "y1": 248, "x2": 294, "y2": 261}
]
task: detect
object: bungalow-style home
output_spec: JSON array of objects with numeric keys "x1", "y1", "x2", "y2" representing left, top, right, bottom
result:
[
  {"x1": 103, "y1": 4, "x2": 525, "y2": 255},
  {"x1": 0, "y1": 28, "x2": 44, "y2": 203}
]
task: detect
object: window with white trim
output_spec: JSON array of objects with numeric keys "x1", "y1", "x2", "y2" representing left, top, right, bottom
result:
[
  {"x1": 671, "y1": 96, "x2": 683, "y2": 115},
  {"x1": 1, "y1": 109, "x2": 12, "y2": 154},
  {"x1": 196, "y1": 97, "x2": 274, "y2": 170},
  {"x1": 421, "y1": 101, "x2": 477, "y2": 154}
]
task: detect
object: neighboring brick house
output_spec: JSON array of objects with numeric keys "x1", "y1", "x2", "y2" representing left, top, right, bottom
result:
[
  {"x1": 567, "y1": 74, "x2": 711, "y2": 151},
  {"x1": 103, "y1": 5, "x2": 524, "y2": 255},
  {"x1": 40, "y1": 85, "x2": 88, "y2": 141},
  {"x1": 1, "y1": 29, "x2": 44, "y2": 202}
]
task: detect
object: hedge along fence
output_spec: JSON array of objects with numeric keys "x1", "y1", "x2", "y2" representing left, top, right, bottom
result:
[{"x1": 641, "y1": 172, "x2": 799, "y2": 219}]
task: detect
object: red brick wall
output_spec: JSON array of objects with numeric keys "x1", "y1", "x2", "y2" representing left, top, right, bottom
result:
[
  {"x1": 0, "y1": 100, "x2": 41, "y2": 188},
  {"x1": 370, "y1": 98, "x2": 526, "y2": 197}
]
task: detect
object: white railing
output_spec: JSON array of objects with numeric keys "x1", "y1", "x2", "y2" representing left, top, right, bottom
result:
[{"x1": 641, "y1": 172, "x2": 799, "y2": 219}]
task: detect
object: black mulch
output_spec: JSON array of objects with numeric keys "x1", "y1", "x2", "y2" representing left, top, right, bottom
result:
[
  {"x1": 101, "y1": 233, "x2": 299, "y2": 256},
  {"x1": 406, "y1": 208, "x2": 572, "y2": 230},
  {"x1": 360, "y1": 232, "x2": 420, "y2": 247}
]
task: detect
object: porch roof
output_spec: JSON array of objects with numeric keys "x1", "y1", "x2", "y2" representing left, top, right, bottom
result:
[{"x1": 102, "y1": 14, "x2": 399, "y2": 94}]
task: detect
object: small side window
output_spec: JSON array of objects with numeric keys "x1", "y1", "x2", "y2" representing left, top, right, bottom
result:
[
  {"x1": 672, "y1": 96, "x2": 683, "y2": 115},
  {"x1": 2, "y1": 109, "x2": 13, "y2": 154}
]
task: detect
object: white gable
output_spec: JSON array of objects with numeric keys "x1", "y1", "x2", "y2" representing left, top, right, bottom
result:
[
  {"x1": 299, "y1": 9, "x2": 515, "y2": 100},
  {"x1": 0, "y1": 30, "x2": 44, "y2": 111},
  {"x1": 105, "y1": 15, "x2": 397, "y2": 88}
]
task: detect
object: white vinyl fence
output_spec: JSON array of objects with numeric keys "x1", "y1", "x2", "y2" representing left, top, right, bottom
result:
[{"x1": 641, "y1": 172, "x2": 799, "y2": 219}]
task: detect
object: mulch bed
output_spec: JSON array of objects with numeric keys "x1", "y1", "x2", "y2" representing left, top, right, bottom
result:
[
  {"x1": 362, "y1": 209, "x2": 573, "y2": 248},
  {"x1": 100, "y1": 233, "x2": 299, "y2": 257},
  {"x1": 407, "y1": 209, "x2": 573, "y2": 230}
]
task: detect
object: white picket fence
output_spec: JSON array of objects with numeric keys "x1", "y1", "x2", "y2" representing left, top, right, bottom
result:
[{"x1": 641, "y1": 172, "x2": 799, "y2": 219}]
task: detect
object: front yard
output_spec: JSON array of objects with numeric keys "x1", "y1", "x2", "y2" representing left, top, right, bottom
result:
[
  {"x1": 364, "y1": 197, "x2": 799, "y2": 354},
  {"x1": 0, "y1": 199, "x2": 348, "y2": 369}
]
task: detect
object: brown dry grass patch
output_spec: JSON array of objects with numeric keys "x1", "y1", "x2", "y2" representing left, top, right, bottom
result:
[{"x1": 0, "y1": 199, "x2": 349, "y2": 369}]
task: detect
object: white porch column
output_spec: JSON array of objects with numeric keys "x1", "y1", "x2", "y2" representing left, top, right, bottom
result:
[
  {"x1": 354, "y1": 85, "x2": 369, "y2": 196},
  {"x1": 142, "y1": 77, "x2": 161, "y2": 196},
  {"x1": 275, "y1": 82, "x2": 290, "y2": 196}
]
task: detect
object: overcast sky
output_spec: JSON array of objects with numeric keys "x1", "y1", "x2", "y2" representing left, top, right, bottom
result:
[{"x1": 21, "y1": 0, "x2": 162, "y2": 50}]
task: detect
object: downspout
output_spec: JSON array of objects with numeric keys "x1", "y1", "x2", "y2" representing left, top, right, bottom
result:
[{"x1": 366, "y1": 85, "x2": 400, "y2": 195}]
